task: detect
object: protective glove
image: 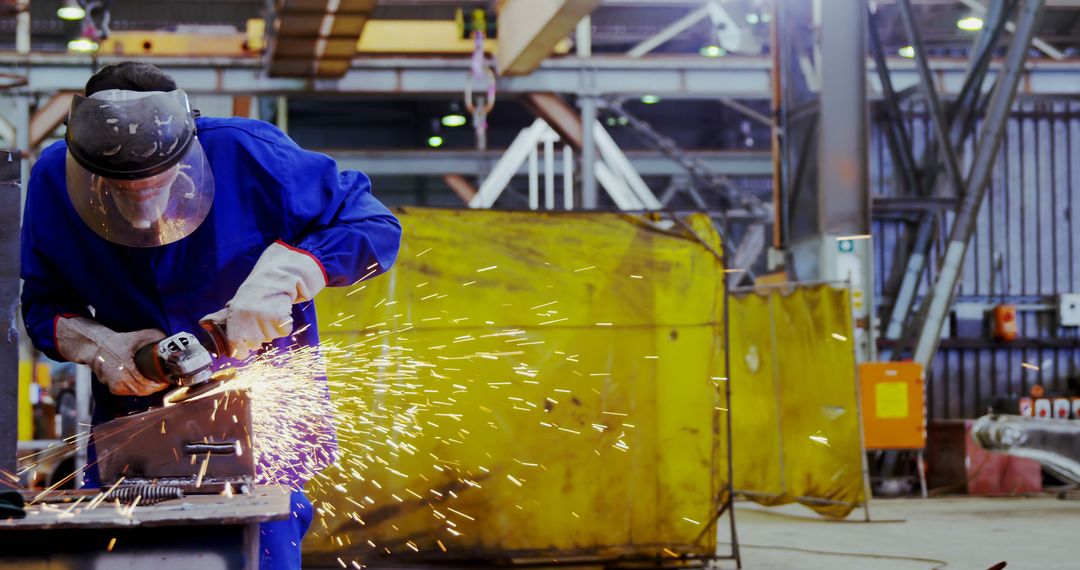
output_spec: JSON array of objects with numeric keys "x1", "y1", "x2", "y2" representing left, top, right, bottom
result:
[
  {"x1": 55, "y1": 316, "x2": 169, "y2": 396},
  {"x1": 202, "y1": 242, "x2": 326, "y2": 360}
]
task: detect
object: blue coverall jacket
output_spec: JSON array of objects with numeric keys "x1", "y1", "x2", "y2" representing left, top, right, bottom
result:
[{"x1": 21, "y1": 116, "x2": 402, "y2": 569}]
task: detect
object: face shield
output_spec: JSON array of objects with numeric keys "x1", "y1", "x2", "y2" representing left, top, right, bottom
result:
[{"x1": 65, "y1": 89, "x2": 214, "y2": 247}]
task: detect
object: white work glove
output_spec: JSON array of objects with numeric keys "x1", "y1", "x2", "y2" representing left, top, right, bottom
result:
[
  {"x1": 202, "y1": 242, "x2": 326, "y2": 360},
  {"x1": 55, "y1": 316, "x2": 169, "y2": 397}
]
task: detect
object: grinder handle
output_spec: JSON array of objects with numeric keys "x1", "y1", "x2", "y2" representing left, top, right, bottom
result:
[{"x1": 133, "y1": 339, "x2": 169, "y2": 383}]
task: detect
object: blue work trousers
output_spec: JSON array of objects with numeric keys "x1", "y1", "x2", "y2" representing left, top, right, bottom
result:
[{"x1": 260, "y1": 489, "x2": 313, "y2": 570}]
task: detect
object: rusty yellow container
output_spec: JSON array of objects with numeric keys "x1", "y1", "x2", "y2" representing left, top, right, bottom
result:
[{"x1": 304, "y1": 209, "x2": 728, "y2": 564}]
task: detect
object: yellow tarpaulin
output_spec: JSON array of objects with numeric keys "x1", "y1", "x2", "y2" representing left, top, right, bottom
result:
[
  {"x1": 303, "y1": 208, "x2": 865, "y2": 565},
  {"x1": 729, "y1": 286, "x2": 867, "y2": 519}
]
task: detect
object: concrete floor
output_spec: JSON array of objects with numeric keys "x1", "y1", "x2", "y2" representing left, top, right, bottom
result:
[
  {"x1": 319, "y1": 497, "x2": 1078, "y2": 570},
  {"x1": 726, "y1": 496, "x2": 1080, "y2": 570}
]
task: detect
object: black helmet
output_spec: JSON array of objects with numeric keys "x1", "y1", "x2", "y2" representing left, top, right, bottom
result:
[{"x1": 66, "y1": 89, "x2": 196, "y2": 180}]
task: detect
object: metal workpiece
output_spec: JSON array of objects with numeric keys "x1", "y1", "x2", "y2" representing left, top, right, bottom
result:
[
  {"x1": 94, "y1": 386, "x2": 255, "y2": 490},
  {"x1": 913, "y1": 0, "x2": 1047, "y2": 369},
  {"x1": 972, "y1": 415, "x2": 1080, "y2": 485}
]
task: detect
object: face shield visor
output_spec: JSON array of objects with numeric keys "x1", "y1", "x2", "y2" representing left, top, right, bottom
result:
[{"x1": 65, "y1": 89, "x2": 214, "y2": 248}]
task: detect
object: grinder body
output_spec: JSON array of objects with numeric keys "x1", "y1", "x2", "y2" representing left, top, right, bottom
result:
[{"x1": 133, "y1": 321, "x2": 229, "y2": 387}]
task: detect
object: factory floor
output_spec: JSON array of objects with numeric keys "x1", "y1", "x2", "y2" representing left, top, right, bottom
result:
[
  {"x1": 311, "y1": 496, "x2": 1078, "y2": 570},
  {"x1": 730, "y1": 495, "x2": 1080, "y2": 569}
]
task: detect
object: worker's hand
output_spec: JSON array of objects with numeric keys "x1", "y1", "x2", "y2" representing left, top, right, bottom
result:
[
  {"x1": 202, "y1": 293, "x2": 293, "y2": 360},
  {"x1": 55, "y1": 317, "x2": 170, "y2": 396},
  {"x1": 202, "y1": 241, "x2": 326, "y2": 360}
]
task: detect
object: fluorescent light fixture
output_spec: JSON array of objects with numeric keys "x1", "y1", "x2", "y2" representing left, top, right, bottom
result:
[
  {"x1": 956, "y1": 16, "x2": 983, "y2": 31},
  {"x1": 68, "y1": 38, "x2": 99, "y2": 52},
  {"x1": 441, "y1": 114, "x2": 467, "y2": 128},
  {"x1": 427, "y1": 135, "x2": 444, "y2": 148},
  {"x1": 745, "y1": 13, "x2": 760, "y2": 24},
  {"x1": 640, "y1": 95, "x2": 661, "y2": 105},
  {"x1": 700, "y1": 45, "x2": 726, "y2": 57},
  {"x1": 898, "y1": 45, "x2": 915, "y2": 58},
  {"x1": 57, "y1": 1, "x2": 86, "y2": 20}
]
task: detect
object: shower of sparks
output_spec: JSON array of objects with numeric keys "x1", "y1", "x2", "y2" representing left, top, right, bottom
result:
[
  {"x1": 10, "y1": 259, "x2": 730, "y2": 560},
  {"x1": 831, "y1": 333, "x2": 848, "y2": 341},
  {"x1": 809, "y1": 431, "x2": 830, "y2": 447},
  {"x1": 1021, "y1": 362, "x2": 1040, "y2": 371}
]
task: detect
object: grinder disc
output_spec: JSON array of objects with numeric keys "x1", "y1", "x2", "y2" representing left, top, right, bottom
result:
[{"x1": 163, "y1": 369, "x2": 239, "y2": 405}]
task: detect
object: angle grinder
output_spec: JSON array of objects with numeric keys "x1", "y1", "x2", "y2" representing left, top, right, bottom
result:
[{"x1": 134, "y1": 320, "x2": 234, "y2": 403}]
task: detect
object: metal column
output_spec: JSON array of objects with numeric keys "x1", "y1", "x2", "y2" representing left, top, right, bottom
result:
[
  {"x1": 576, "y1": 16, "x2": 598, "y2": 209},
  {"x1": 0, "y1": 152, "x2": 20, "y2": 475},
  {"x1": 913, "y1": 0, "x2": 1046, "y2": 368},
  {"x1": 816, "y1": 0, "x2": 875, "y2": 360}
]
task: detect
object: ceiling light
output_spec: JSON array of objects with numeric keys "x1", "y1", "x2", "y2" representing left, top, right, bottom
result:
[
  {"x1": 57, "y1": 0, "x2": 86, "y2": 20},
  {"x1": 898, "y1": 45, "x2": 915, "y2": 58},
  {"x1": 641, "y1": 95, "x2": 661, "y2": 105},
  {"x1": 67, "y1": 38, "x2": 99, "y2": 53},
  {"x1": 700, "y1": 45, "x2": 726, "y2": 57},
  {"x1": 956, "y1": 16, "x2": 983, "y2": 31},
  {"x1": 441, "y1": 114, "x2": 467, "y2": 128},
  {"x1": 427, "y1": 135, "x2": 444, "y2": 148},
  {"x1": 745, "y1": 13, "x2": 760, "y2": 24}
]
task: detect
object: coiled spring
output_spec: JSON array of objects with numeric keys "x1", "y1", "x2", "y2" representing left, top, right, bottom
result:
[{"x1": 105, "y1": 484, "x2": 184, "y2": 506}]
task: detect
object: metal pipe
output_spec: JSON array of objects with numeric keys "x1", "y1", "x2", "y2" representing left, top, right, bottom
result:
[
  {"x1": 880, "y1": 0, "x2": 1011, "y2": 358},
  {"x1": 0, "y1": 152, "x2": 19, "y2": 476},
  {"x1": 575, "y1": 15, "x2": 591, "y2": 58},
  {"x1": 913, "y1": 0, "x2": 1045, "y2": 368},
  {"x1": 275, "y1": 95, "x2": 288, "y2": 134},
  {"x1": 626, "y1": 3, "x2": 711, "y2": 58},
  {"x1": 720, "y1": 212, "x2": 740, "y2": 568},
  {"x1": 528, "y1": 143, "x2": 538, "y2": 210},
  {"x1": 868, "y1": 10, "x2": 919, "y2": 196},
  {"x1": 580, "y1": 97, "x2": 598, "y2": 209},
  {"x1": 880, "y1": 216, "x2": 933, "y2": 359},
  {"x1": 898, "y1": 0, "x2": 966, "y2": 198},
  {"x1": 544, "y1": 134, "x2": 555, "y2": 210},
  {"x1": 563, "y1": 145, "x2": 574, "y2": 210},
  {"x1": 15, "y1": 1, "x2": 29, "y2": 55},
  {"x1": 577, "y1": 15, "x2": 598, "y2": 209},
  {"x1": 73, "y1": 365, "x2": 91, "y2": 488}
]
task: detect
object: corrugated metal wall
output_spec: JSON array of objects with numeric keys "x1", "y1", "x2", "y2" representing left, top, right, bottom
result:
[{"x1": 872, "y1": 99, "x2": 1080, "y2": 419}]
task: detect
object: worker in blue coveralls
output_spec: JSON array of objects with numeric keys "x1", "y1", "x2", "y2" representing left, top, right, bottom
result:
[{"x1": 20, "y1": 62, "x2": 401, "y2": 569}]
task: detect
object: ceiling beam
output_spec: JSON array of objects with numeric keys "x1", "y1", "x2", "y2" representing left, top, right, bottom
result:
[
  {"x1": 327, "y1": 149, "x2": 773, "y2": 177},
  {"x1": 497, "y1": 0, "x2": 602, "y2": 76},
  {"x1": 2, "y1": 54, "x2": 1077, "y2": 98},
  {"x1": 29, "y1": 91, "x2": 74, "y2": 150}
]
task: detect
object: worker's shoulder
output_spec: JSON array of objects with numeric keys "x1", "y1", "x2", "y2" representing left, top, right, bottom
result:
[
  {"x1": 32, "y1": 140, "x2": 68, "y2": 175},
  {"x1": 195, "y1": 116, "x2": 294, "y2": 147}
]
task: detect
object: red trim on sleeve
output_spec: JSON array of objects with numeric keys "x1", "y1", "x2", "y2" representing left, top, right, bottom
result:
[
  {"x1": 275, "y1": 239, "x2": 329, "y2": 287},
  {"x1": 53, "y1": 313, "x2": 80, "y2": 361}
]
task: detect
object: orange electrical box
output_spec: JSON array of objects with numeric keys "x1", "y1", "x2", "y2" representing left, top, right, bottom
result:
[
  {"x1": 992, "y1": 304, "x2": 1018, "y2": 341},
  {"x1": 859, "y1": 361, "x2": 926, "y2": 449}
]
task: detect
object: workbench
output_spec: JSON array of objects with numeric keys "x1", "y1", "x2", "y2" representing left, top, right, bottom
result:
[{"x1": 0, "y1": 485, "x2": 291, "y2": 570}]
